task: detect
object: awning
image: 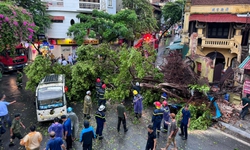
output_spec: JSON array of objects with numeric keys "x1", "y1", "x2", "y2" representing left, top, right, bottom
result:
[
  {"x1": 189, "y1": 14, "x2": 248, "y2": 23},
  {"x1": 50, "y1": 16, "x2": 65, "y2": 20},
  {"x1": 239, "y1": 56, "x2": 250, "y2": 69},
  {"x1": 166, "y1": 42, "x2": 183, "y2": 50}
]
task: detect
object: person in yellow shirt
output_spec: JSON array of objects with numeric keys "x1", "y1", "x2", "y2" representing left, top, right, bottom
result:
[{"x1": 20, "y1": 125, "x2": 42, "y2": 150}]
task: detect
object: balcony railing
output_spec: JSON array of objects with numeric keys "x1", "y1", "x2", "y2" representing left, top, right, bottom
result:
[
  {"x1": 79, "y1": 2, "x2": 100, "y2": 9},
  {"x1": 201, "y1": 38, "x2": 233, "y2": 48},
  {"x1": 201, "y1": 37, "x2": 241, "y2": 54}
]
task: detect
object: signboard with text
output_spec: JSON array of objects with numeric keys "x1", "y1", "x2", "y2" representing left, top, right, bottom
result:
[
  {"x1": 57, "y1": 39, "x2": 77, "y2": 45},
  {"x1": 83, "y1": 38, "x2": 99, "y2": 45}
]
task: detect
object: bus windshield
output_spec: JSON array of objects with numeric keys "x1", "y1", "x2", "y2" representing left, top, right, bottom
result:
[{"x1": 37, "y1": 86, "x2": 64, "y2": 110}]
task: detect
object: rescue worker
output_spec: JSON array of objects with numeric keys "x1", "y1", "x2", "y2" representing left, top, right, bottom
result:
[
  {"x1": 152, "y1": 101, "x2": 164, "y2": 138},
  {"x1": 133, "y1": 90, "x2": 143, "y2": 118},
  {"x1": 83, "y1": 91, "x2": 92, "y2": 119},
  {"x1": 98, "y1": 84, "x2": 106, "y2": 107},
  {"x1": 67, "y1": 107, "x2": 79, "y2": 141},
  {"x1": 95, "y1": 78, "x2": 102, "y2": 101},
  {"x1": 161, "y1": 93, "x2": 168, "y2": 101},
  {"x1": 161, "y1": 100, "x2": 170, "y2": 133},
  {"x1": 16, "y1": 70, "x2": 23, "y2": 87},
  {"x1": 95, "y1": 105, "x2": 106, "y2": 140},
  {"x1": 133, "y1": 82, "x2": 141, "y2": 93}
]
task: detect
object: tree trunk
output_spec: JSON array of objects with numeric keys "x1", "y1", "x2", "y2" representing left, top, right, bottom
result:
[
  {"x1": 158, "y1": 23, "x2": 173, "y2": 43},
  {"x1": 31, "y1": 42, "x2": 42, "y2": 55}
]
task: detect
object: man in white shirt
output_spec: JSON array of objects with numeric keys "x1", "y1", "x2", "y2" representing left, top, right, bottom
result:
[
  {"x1": 62, "y1": 59, "x2": 68, "y2": 66},
  {"x1": 58, "y1": 57, "x2": 62, "y2": 64},
  {"x1": 68, "y1": 54, "x2": 73, "y2": 65}
]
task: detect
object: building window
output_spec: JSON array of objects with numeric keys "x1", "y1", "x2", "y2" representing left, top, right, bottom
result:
[
  {"x1": 51, "y1": 20, "x2": 63, "y2": 23},
  {"x1": 108, "y1": 0, "x2": 112, "y2": 7},
  {"x1": 70, "y1": 19, "x2": 75, "y2": 25},
  {"x1": 79, "y1": 0, "x2": 100, "y2": 3},
  {"x1": 207, "y1": 23, "x2": 230, "y2": 38},
  {"x1": 79, "y1": 0, "x2": 100, "y2": 9},
  {"x1": 44, "y1": 0, "x2": 64, "y2": 7}
]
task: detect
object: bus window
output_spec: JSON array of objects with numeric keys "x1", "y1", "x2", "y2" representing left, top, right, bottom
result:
[{"x1": 37, "y1": 86, "x2": 64, "y2": 110}]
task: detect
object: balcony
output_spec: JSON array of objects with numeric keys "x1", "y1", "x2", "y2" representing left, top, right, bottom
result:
[
  {"x1": 201, "y1": 37, "x2": 241, "y2": 54},
  {"x1": 79, "y1": 2, "x2": 100, "y2": 9}
]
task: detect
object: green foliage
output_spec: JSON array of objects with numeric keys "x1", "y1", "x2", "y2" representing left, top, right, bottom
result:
[
  {"x1": 24, "y1": 55, "x2": 52, "y2": 91},
  {"x1": 188, "y1": 84, "x2": 210, "y2": 95},
  {"x1": 25, "y1": 56, "x2": 72, "y2": 93},
  {"x1": 162, "y1": 0, "x2": 184, "y2": 26},
  {"x1": 122, "y1": 0, "x2": 158, "y2": 33},
  {"x1": 0, "y1": 2, "x2": 36, "y2": 52},
  {"x1": 176, "y1": 103, "x2": 212, "y2": 130},
  {"x1": 67, "y1": 9, "x2": 138, "y2": 45},
  {"x1": 142, "y1": 90, "x2": 161, "y2": 106},
  {"x1": 13, "y1": 0, "x2": 51, "y2": 34},
  {"x1": 69, "y1": 43, "x2": 163, "y2": 102}
]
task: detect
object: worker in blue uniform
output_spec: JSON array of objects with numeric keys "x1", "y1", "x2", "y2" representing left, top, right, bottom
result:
[
  {"x1": 95, "y1": 78, "x2": 102, "y2": 101},
  {"x1": 152, "y1": 101, "x2": 164, "y2": 138},
  {"x1": 98, "y1": 84, "x2": 106, "y2": 107},
  {"x1": 161, "y1": 100, "x2": 170, "y2": 133},
  {"x1": 95, "y1": 105, "x2": 106, "y2": 140}
]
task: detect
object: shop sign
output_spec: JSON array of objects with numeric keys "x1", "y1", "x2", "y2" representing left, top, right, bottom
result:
[
  {"x1": 62, "y1": 47, "x2": 71, "y2": 52},
  {"x1": 83, "y1": 39, "x2": 99, "y2": 45},
  {"x1": 57, "y1": 39, "x2": 76, "y2": 45}
]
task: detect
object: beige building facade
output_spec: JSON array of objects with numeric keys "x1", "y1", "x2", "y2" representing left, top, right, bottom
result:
[{"x1": 182, "y1": 0, "x2": 250, "y2": 83}]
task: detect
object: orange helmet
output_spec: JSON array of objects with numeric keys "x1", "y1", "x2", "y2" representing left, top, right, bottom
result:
[
  {"x1": 162, "y1": 100, "x2": 168, "y2": 106},
  {"x1": 102, "y1": 84, "x2": 106, "y2": 89},
  {"x1": 154, "y1": 101, "x2": 161, "y2": 108},
  {"x1": 96, "y1": 78, "x2": 101, "y2": 83}
]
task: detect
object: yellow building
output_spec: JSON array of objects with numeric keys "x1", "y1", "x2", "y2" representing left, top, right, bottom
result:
[{"x1": 182, "y1": 0, "x2": 250, "y2": 82}]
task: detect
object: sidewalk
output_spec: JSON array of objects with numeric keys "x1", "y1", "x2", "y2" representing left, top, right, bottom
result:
[{"x1": 215, "y1": 106, "x2": 250, "y2": 143}]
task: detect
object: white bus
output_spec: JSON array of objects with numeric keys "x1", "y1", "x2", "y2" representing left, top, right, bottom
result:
[{"x1": 36, "y1": 74, "x2": 67, "y2": 122}]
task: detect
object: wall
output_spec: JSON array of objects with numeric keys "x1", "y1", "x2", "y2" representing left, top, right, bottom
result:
[
  {"x1": 47, "y1": 12, "x2": 79, "y2": 38},
  {"x1": 197, "y1": 48, "x2": 237, "y2": 69},
  {"x1": 194, "y1": 56, "x2": 214, "y2": 82},
  {"x1": 190, "y1": 5, "x2": 250, "y2": 14},
  {"x1": 116, "y1": 0, "x2": 123, "y2": 12},
  {"x1": 191, "y1": 0, "x2": 250, "y2": 5},
  {"x1": 106, "y1": 0, "x2": 116, "y2": 14},
  {"x1": 43, "y1": 0, "x2": 80, "y2": 12}
]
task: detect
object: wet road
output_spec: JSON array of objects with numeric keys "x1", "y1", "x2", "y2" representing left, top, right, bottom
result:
[{"x1": 1, "y1": 72, "x2": 250, "y2": 150}]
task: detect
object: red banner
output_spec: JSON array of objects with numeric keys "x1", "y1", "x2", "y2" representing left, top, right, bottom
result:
[{"x1": 243, "y1": 80, "x2": 250, "y2": 94}]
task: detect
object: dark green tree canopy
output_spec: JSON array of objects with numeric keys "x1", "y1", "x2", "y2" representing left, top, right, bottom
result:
[
  {"x1": 162, "y1": 0, "x2": 184, "y2": 26},
  {"x1": 122, "y1": 0, "x2": 158, "y2": 33},
  {"x1": 67, "y1": 9, "x2": 138, "y2": 45}
]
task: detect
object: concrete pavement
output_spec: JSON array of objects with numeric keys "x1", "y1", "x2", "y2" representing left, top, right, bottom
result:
[{"x1": 0, "y1": 73, "x2": 250, "y2": 150}]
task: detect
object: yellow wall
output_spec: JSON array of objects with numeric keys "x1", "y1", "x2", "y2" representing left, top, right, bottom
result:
[
  {"x1": 198, "y1": 48, "x2": 237, "y2": 69},
  {"x1": 190, "y1": 5, "x2": 250, "y2": 14},
  {"x1": 194, "y1": 56, "x2": 214, "y2": 82}
]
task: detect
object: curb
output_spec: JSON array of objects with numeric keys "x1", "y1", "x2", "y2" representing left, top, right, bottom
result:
[
  {"x1": 218, "y1": 121, "x2": 250, "y2": 143},
  {"x1": 210, "y1": 126, "x2": 250, "y2": 147}
]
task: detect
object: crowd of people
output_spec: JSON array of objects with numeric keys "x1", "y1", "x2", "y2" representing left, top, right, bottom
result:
[
  {"x1": 1, "y1": 76, "x2": 250, "y2": 150},
  {"x1": 57, "y1": 53, "x2": 78, "y2": 66}
]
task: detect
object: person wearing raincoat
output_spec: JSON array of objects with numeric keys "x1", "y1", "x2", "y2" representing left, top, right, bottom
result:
[
  {"x1": 161, "y1": 100, "x2": 170, "y2": 132},
  {"x1": 67, "y1": 107, "x2": 79, "y2": 141},
  {"x1": 83, "y1": 91, "x2": 92, "y2": 119},
  {"x1": 133, "y1": 90, "x2": 143, "y2": 118}
]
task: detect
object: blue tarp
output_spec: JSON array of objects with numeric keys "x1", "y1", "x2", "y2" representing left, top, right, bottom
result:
[{"x1": 166, "y1": 42, "x2": 184, "y2": 50}]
